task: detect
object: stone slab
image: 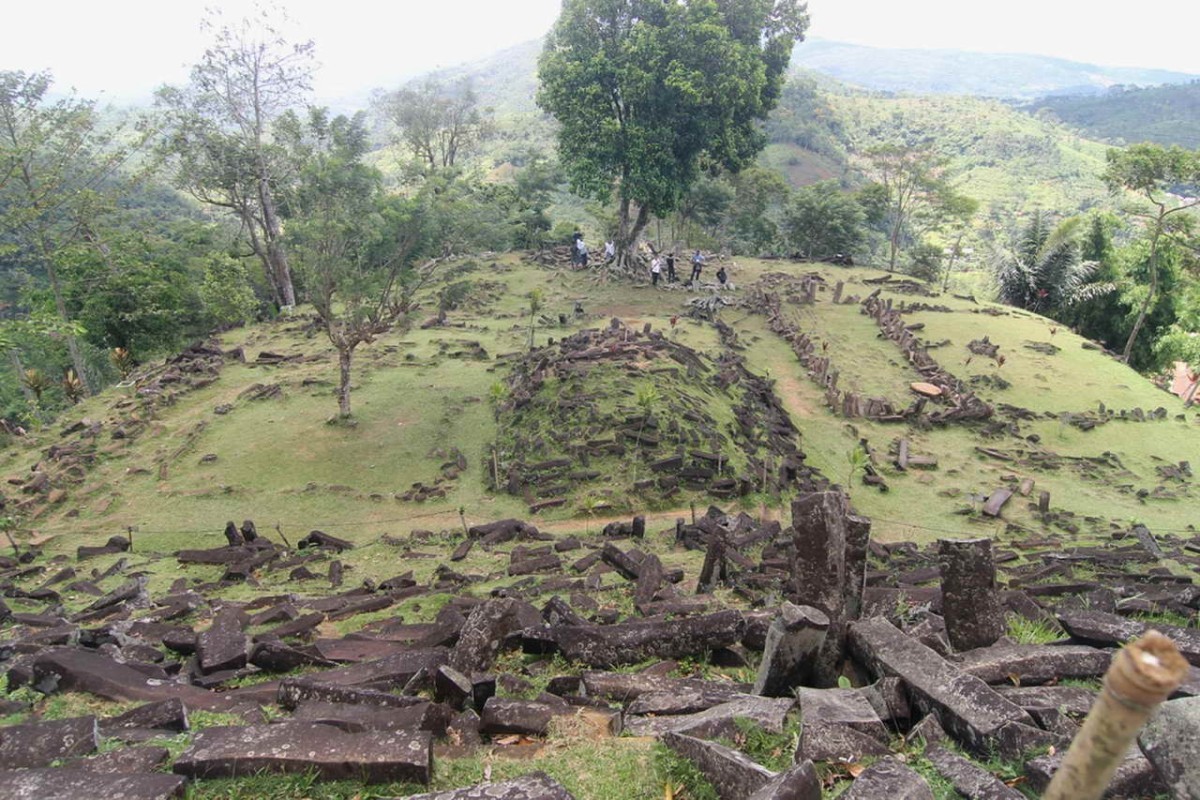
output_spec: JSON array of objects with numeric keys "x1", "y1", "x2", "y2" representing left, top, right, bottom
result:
[
  {"x1": 840, "y1": 758, "x2": 934, "y2": 800},
  {"x1": 747, "y1": 760, "x2": 821, "y2": 800},
  {"x1": 398, "y1": 771, "x2": 575, "y2": 799},
  {"x1": 925, "y1": 745, "x2": 1026, "y2": 799},
  {"x1": 848, "y1": 618, "x2": 1034, "y2": 756},
  {"x1": 554, "y1": 610, "x2": 745, "y2": 668},
  {"x1": 173, "y1": 723, "x2": 431, "y2": 784},
  {"x1": 0, "y1": 715, "x2": 98, "y2": 768},
  {"x1": 0, "y1": 769, "x2": 185, "y2": 800},
  {"x1": 661, "y1": 731, "x2": 775, "y2": 800}
]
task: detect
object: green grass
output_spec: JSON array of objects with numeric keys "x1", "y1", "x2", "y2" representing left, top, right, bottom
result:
[{"x1": 1005, "y1": 614, "x2": 1064, "y2": 645}]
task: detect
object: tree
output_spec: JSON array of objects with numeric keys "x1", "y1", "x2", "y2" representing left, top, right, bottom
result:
[
  {"x1": 863, "y1": 145, "x2": 956, "y2": 272},
  {"x1": 993, "y1": 212, "x2": 1113, "y2": 316},
  {"x1": 156, "y1": 6, "x2": 314, "y2": 308},
  {"x1": 0, "y1": 70, "x2": 143, "y2": 394},
  {"x1": 728, "y1": 167, "x2": 790, "y2": 254},
  {"x1": 286, "y1": 111, "x2": 429, "y2": 418},
  {"x1": 1103, "y1": 143, "x2": 1200, "y2": 364},
  {"x1": 783, "y1": 181, "x2": 865, "y2": 261},
  {"x1": 1057, "y1": 212, "x2": 1128, "y2": 348},
  {"x1": 55, "y1": 228, "x2": 204, "y2": 357},
  {"x1": 376, "y1": 77, "x2": 493, "y2": 174},
  {"x1": 934, "y1": 192, "x2": 979, "y2": 291},
  {"x1": 537, "y1": 0, "x2": 809, "y2": 271}
]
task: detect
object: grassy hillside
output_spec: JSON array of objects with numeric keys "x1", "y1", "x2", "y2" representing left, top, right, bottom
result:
[
  {"x1": 10, "y1": 255, "x2": 1196, "y2": 560},
  {"x1": 1028, "y1": 81, "x2": 1200, "y2": 149}
]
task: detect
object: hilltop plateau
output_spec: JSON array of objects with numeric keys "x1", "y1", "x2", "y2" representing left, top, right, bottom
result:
[{"x1": 1, "y1": 253, "x2": 1197, "y2": 798}]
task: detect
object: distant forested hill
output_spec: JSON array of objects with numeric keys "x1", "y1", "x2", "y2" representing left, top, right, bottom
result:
[
  {"x1": 790, "y1": 39, "x2": 1199, "y2": 100},
  {"x1": 1027, "y1": 82, "x2": 1200, "y2": 149}
]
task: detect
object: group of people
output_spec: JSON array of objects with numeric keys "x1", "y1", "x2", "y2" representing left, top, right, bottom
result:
[
  {"x1": 650, "y1": 249, "x2": 727, "y2": 288},
  {"x1": 572, "y1": 233, "x2": 728, "y2": 288}
]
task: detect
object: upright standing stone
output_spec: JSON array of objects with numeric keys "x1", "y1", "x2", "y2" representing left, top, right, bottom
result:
[
  {"x1": 753, "y1": 603, "x2": 830, "y2": 697},
  {"x1": 844, "y1": 513, "x2": 871, "y2": 620},
  {"x1": 790, "y1": 491, "x2": 865, "y2": 685},
  {"x1": 938, "y1": 538, "x2": 1005, "y2": 651}
]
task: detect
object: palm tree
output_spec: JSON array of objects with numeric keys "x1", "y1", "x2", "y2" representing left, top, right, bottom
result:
[{"x1": 994, "y1": 213, "x2": 1114, "y2": 316}]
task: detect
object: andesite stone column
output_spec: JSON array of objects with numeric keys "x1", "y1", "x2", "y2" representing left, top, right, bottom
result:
[
  {"x1": 937, "y1": 537, "x2": 1005, "y2": 651},
  {"x1": 790, "y1": 490, "x2": 867, "y2": 686}
]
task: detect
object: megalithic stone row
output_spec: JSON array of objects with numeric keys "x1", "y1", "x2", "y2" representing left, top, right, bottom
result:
[
  {"x1": 937, "y1": 537, "x2": 1005, "y2": 651},
  {"x1": 789, "y1": 491, "x2": 868, "y2": 686},
  {"x1": 752, "y1": 603, "x2": 829, "y2": 697}
]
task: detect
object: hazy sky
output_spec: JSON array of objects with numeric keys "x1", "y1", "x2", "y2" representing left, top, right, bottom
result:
[{"x1": 5, "y1": 0, "x2": 1199, "y2": 103}]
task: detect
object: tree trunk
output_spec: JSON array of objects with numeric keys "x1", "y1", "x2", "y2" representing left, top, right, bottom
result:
[
  {"x1": 942, "y1": 231, "x2": 965, "y2": 292},
  {"x1": 39, "y1": 237, "x2": 91, "y2": 396},
  {"x1": 614, "y1": 200, "x2": 652, "y2": 272},
  {"x1": 259, "y1": 176, "x2": 296, "y2": 307},
  {"x1": 336, "y1": 345, "x2": 353, "y2": 418},
  {"x1": 8, "y1": 350, "x2": 37, "y2": 406},
  {"x1": 1121, "y1": 223, "x2": 1162, "y2": 365},
  {"x1": 887, "y1": 218, "x2": 902, "y2": 272}
]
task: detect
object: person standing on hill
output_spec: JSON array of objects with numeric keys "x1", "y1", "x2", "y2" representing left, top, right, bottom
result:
[
  {"x1": 666, "y1": 252, "x2": 677, "y2": 283},
  {"x1": 571, "y1": 231, "x2": 582, "y2": 267},
  {"x1": 577, "y1": 237, "x2": 589, "y2": 268},
  {"x1": 650, "y1": 255, "x2": 663, "y2": 286},
  {"x1": 604, "y1": 240, "x2": 615, "y2": 264},
  {"x1": 689, "y1": 249, "x2": 704, "y2": 284},
  {"x1": 716, "y1": 265, "x2": 728, "y2": 286}
]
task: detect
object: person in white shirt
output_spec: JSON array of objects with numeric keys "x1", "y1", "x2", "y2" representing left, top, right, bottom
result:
[{"x1": 650, "y1": 256, "x2": 663, "y2": 286}]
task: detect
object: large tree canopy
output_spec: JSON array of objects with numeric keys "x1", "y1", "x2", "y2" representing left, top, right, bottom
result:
[
  {"x1": 536, "y1": 0, "x2": 808, "y2": 269},
  {"x1": 156, "y1": 8, "x2": 315, "y2": 309}
]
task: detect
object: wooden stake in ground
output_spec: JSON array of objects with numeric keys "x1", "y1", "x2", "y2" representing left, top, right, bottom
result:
[{"x1": 1042, "y1": 630, "x2": 1188, "y2": 800}]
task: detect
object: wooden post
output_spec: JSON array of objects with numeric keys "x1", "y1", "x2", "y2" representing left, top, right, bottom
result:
[
  {"x1": 127, "y1": 526, "x2": 135, "y2": 553},
  {"x1": 1042, "y1": 631, "x2": 1187, "y2": 800}
]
